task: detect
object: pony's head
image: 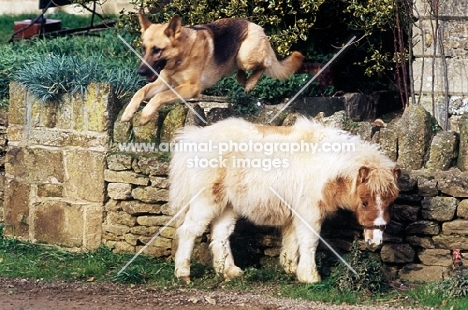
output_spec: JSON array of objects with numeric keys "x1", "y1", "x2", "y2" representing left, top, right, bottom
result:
[{"x1": 354, "y1": 166, "x2": 400, "y2": 251}]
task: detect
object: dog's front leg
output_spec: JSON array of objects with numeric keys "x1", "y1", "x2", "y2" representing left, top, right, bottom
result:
[
  {"x1": 139, "y1": 84, "x2": 200, "y2": 125},
  {"x1": 121, "y1": 81, "x2": 169, "y2": 122}
]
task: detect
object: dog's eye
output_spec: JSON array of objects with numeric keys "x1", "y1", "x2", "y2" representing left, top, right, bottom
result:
[
  {"x1": 152, "y1": 47, "x2": 162, "y2": 55},
  {"x1": 141, "y1": 45, "x2": 146, "y2": 55}
]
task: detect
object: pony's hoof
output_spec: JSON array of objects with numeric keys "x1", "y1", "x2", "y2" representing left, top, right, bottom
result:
[
  {"x1": 224, "y1": 266, "x2": 243, "y2": 281},
  {"x1": 178, "y1": 275, "x2": 191, "y2": 284},
  {"x1": 297, "y1": 271, "x2": 321, "y2": 284},
  {"x1": 280, "y1": 259, "x2": 297, "y2": 274}
]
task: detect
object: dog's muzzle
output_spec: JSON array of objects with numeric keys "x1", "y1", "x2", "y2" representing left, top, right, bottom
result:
[{"x1": 138, "y1": 59, "x2": 167, "y2": 83}]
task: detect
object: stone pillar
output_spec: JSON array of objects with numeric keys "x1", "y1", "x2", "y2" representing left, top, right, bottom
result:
[
  {"x1": 4, "y1": 82, "x2": 116, "y2": 249},
  {"x1": 412, "y1": 0, "x2": 468, "y2": 128}
]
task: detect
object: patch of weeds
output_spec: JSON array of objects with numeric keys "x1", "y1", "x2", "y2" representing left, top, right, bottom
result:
[
  {"x1": 407, "y1": 279, "x2": 468, "y2": 310},
  {"x1": 432, "y1": 269, "x2": 468, "y2": 299},
  {"x1": 113, "y1": 267, "x2": 148, "y2": 284},
  {"x1": 343, "y1": 117, "x2": 360, "y2": 132},
  {"x1": 331, "y1": 240, "x2": 387, "y2": 294}
]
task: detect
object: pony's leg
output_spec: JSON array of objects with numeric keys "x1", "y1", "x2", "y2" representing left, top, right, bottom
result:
[
  {"x1": 210, "y1": 206, "x2": 243, "y2": 281},
  {"x1": 294, "y1": 219, "x2": 322, "y2": 283},
  {"x1": 174, "y1": 198, "x2": 219, "y2": 283},
  {"x1": 280, "y1": 223, "x2": 298, "y2": 274}
]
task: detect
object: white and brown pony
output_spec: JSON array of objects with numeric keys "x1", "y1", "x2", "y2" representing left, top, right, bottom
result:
[{"x1": 168, "y1": 117, "x2": 400, "y2": 284}]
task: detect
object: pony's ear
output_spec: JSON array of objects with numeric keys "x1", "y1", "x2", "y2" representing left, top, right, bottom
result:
[
  {"x1": 392, "y1": 167, "x2": 401, "y2": 180},
  {"x1": 164, "y1": 15, "x2": 182, "y2": 39},
  {"x1": 358, "y1": 166, "x2": 370, "y2": 183},
  {"x1": 138, "y1": 9, "x2": 153, "y2": 33}
]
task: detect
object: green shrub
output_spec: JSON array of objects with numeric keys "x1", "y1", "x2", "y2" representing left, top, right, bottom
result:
[
  {"x1": 120, "y1": 0, "x2": 325, "y2": 56},
  {"x1": 0, "y1": 30, "x2": 143, "y2": 105},
  {"x1": 331, "y1": 240, "x2": 387, "y2": 294},
  {"x1": 119, "y1": 0, "x2": 405, "y2": 77},
  {"x1": 429, "y1": 270, "x2": 468, "y2": 299},
  {"x1": 16, "y1": 54, "x2": 144, "y2": 102},
  {"x1": 16, "y1": 54, "x2": 103, "y2": 101},
  {"x1": 204, "y1": 73, "x2": 334, "y2": 105}
]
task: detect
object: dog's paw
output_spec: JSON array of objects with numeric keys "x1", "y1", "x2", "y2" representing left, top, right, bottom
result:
[
  {"x1": 120, "y1": 110, "x2": 134, "y2": 122},
  {"x1": 139, "y1": 106, "x2": 157, "y2": 125},
  {"x1": 138, "y1": 114, "x2": 152, "y2": 125}
]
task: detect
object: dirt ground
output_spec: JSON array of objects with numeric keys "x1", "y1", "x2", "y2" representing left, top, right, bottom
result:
[{"x1": 0, "y1": 277, "x2": 432, "y2": 310}]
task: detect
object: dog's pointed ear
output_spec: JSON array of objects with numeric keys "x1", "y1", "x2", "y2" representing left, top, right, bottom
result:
[
  {"x1": 138, "y1": 10, "x2": 153, "y2": 33},
  {"x1": 358, "y1": 166, "x2": 370, "y2": 183},
  {"x1": 164, "y1": 15, "x2": 182, "y2": 39}
]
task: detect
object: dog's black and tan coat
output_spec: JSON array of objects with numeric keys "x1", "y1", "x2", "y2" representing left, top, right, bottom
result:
[{"x1": 121, "y1": 12, "x2": 304, "y2": 124}]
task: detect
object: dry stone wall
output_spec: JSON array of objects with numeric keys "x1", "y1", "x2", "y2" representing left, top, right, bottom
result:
[
  {"x1": 104, "y1": 99, "x2": 468, "y2": 283},
  {"x1": 3, "y1": 79, "x2": 468, "y2": 282},
  {"x1": 3, "y1": 82, "x2": 116, "y2": 249},
  {"x1": 103, "y1": 153, "x2": 174, "y2": 256}
]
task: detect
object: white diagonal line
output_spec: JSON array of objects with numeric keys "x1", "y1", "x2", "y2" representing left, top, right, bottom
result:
[
  {"x1": 268, "y1": 186, "x2": 357, "y2": 275},
  {"x1": 117, "y1": 186, "x2": 207, "y2": 275},
  {"x1": 117, "y1": 34, "x2": 207, "y2": 124},
  {"x1": 268, "y1": 36, "x2": 357, "y2": 124}
]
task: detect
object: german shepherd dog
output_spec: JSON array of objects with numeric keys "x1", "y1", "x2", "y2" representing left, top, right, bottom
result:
[{"x1": 121, "y1": 12, "x2": 304, "y2": 124}]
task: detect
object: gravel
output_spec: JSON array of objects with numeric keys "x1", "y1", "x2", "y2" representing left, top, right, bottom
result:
[{"x1": 0, "y1": 277, "x2": 434, "y2": 310}]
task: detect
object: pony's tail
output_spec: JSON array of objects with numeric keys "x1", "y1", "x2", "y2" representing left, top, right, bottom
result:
[
  {"x1": 265, "y1": 51, "x2": 304, "y2": 80},
  {"x1": 168, "y1": 150, "x2": 192, "y2": 228}
]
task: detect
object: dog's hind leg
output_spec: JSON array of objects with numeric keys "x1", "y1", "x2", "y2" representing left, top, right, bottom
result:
[
  {"x1": 244, "y1": 68, "x2": 265, "y2": 93},
  {"x1": 236, "y1": 70, "x2": 247, "y2": 87},
  {"x1": 210, "y1": 206, "x2": 242, "y2": 281}
]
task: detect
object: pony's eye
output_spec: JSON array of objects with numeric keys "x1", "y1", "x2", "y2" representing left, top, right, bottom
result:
[{"x1": 362, "y1": 201, "x2": 368, "y2": 208}]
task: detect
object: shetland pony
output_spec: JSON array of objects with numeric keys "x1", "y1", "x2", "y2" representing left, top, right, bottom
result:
[{"x1": 168, "y1": 117, "x2": 400, "y2": 284}]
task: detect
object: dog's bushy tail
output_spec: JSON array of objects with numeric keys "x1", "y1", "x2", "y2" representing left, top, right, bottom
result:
[{"x1": 266, "y1": 51, "x2": 304, "y2": 80}]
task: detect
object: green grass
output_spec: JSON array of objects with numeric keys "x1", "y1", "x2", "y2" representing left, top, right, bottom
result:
[
  {"x1": 1, "y1": 227, "x2": 468, "y2": 309},
  {"x1": 0, "y1": 26, "x2": 142, "y2": 105},
  {"x1": 0, "y1": 12, "x2": 96, "y2": 45}
]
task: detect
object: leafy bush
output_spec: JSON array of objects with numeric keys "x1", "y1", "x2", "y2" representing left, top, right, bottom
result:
[
  {"x1": 119, "y1": 0, "x2": 406, "y2": 76},
  {"x1": 204, "y1": 73, "x2": 334, "y2": 105},
  {"x1": 120, "y1": 0, "x2": 325, "y2": 56},
  {"x1": 331, "y1": 240, "x2": 387, "y2": 293}
]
